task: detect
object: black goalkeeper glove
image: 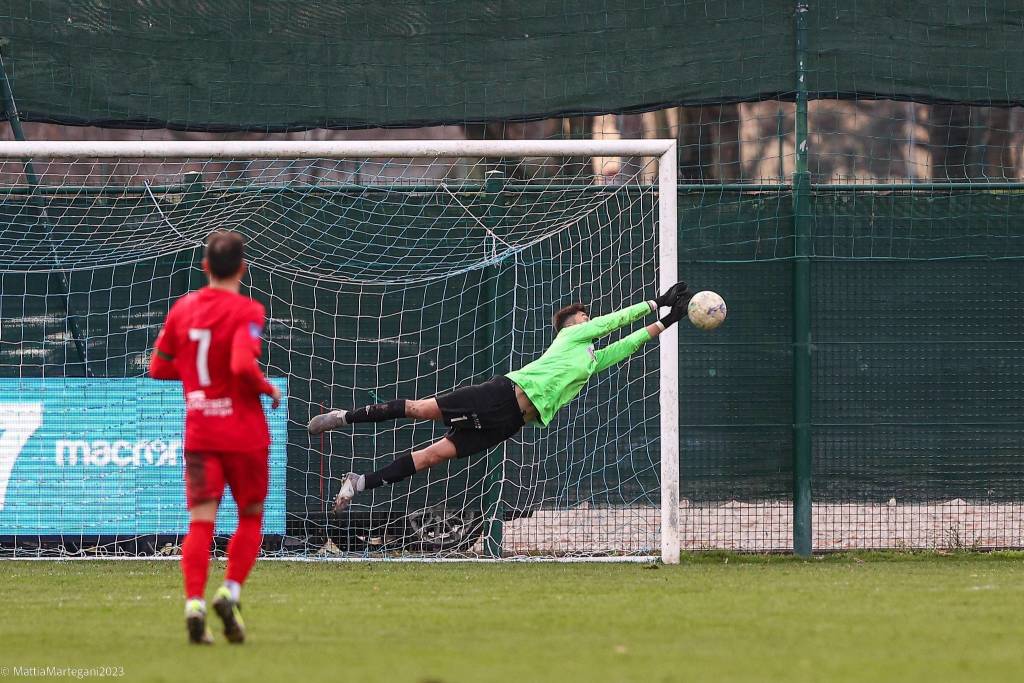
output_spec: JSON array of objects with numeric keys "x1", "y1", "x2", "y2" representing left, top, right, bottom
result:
[
  {"x1": 654, "y1": 281, "x2": 693, "y2": 309},
  {"x1": 659, "y1": 300, "x2": 687, "y2": 328}
]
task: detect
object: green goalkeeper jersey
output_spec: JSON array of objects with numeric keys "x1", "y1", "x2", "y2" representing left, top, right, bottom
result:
[{"x1": 506, "y1": 301, "x2": 656, "y2": 427}]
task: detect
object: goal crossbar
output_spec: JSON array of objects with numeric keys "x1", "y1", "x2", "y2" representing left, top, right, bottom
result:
[{"x1": 0, "y1": 139, "x2": 676, "y2": 160}]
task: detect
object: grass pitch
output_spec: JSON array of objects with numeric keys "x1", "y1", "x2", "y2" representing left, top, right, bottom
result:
[{"x1": 2, "y1": 553, "x2": 1023, "y2": 682}]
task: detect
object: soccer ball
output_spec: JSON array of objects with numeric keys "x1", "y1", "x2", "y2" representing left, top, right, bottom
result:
[{"x1": 687, "y1": 291, "x2": 727, "y2": 330}]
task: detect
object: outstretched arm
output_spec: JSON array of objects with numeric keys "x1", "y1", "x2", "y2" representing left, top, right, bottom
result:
[
  {"x1": 564, "y1": 301, "x2": 657, "y2": 341},
  {"x1": 593, "y1": 321, "x2": 667, "y2": 373},
  {"x1": 592, "y1": 301, "x2": 685, "y2": 373},
  {"x1": 563, "y1": 282, "x2": 691, "y2": 342}
]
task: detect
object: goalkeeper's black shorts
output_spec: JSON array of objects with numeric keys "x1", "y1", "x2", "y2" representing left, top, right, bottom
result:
[{"x1": 436, "y1": 375, "x2": 525, "y2": 458}]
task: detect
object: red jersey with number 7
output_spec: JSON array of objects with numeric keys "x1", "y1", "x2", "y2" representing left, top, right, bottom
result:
[{"x1": 151, "y1": 287, "x2": 274, "y2": 453}]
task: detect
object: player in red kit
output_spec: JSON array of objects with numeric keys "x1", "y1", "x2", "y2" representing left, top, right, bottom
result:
[{"x1": 149, "y1": 230, "x2": 281, "y2": 645}]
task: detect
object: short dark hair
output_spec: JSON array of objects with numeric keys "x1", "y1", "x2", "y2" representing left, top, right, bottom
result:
[
  {"x1": 552, "y1": 303, "x2": 588, "y2": 333},
  {"x1": 205, "y1": 230, "x2": 245, "y2": 278}
]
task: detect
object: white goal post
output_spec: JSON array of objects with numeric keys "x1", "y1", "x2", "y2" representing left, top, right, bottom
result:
[{"x1": 0, "y1": 139, "x2": 679, "y2": 564}]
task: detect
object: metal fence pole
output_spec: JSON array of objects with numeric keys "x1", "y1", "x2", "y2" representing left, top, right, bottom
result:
[{"x1": 792, "y1": 1, "x2": 813, "y2": 557}]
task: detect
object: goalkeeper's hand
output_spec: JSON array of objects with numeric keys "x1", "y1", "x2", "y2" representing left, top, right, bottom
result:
[
  {"x1": 654, "y1": 281, "x2": 693, "y2": 309},
  {"x1": 659, "y1": 299, "x2": 687, "y2": 328}
]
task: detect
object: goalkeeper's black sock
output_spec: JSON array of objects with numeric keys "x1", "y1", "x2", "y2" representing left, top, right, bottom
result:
[
  {"x1": 346, "y1": 399, "x2": 407, "y2": 424},
  {"x1": 362, "y1": 453, "x2": 417, "y2": 490}
]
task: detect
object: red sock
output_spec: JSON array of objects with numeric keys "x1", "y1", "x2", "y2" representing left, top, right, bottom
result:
[
  {"x1": 225, "y1": 515, "x2": 263, "y2": 587},
  {"x1": 181, "y1": 519, "x2": 215, "y2": 599}
]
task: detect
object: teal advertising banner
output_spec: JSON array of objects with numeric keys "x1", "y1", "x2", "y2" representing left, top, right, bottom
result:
[{"x1": 0, "y1": 378, "x2": 287, "y2": 535}]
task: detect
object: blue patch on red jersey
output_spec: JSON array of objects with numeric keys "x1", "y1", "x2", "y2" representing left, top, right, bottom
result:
[{"x1": 248, "y1": 322, "x2": 263, "y2": 340}]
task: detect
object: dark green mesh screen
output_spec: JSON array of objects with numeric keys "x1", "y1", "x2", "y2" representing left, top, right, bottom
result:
[{"x1": 807, "y1": 191, "x2": 1024, "y2": 548}]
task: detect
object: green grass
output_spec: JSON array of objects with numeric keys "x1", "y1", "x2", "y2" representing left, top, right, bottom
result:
[{"x1": 3, "y1": 553, "x2": 1024, "y2": 682}]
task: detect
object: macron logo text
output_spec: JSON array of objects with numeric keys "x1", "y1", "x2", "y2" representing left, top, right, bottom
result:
[{"x1": 55, "y1": 439, "x2": 180, "y2": 467}]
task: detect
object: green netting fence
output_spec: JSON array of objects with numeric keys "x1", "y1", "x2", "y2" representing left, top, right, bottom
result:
[{"x1": 1, "y1": 1, "x2": 1023, "y2": 554}]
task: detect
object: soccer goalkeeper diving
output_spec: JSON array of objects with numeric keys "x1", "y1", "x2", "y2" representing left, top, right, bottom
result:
[{"x1": 308, "y1": 282, "x2": 694, "y2": 513}]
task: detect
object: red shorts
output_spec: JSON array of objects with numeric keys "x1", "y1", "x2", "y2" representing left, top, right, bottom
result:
[{"x1": 184, "y1": 449, "x2": 269, "y2": 512}]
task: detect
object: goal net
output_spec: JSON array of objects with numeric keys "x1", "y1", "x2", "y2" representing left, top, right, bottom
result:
[{"x1": 0, "y1": 140, "x2": 679, "y2": 562}]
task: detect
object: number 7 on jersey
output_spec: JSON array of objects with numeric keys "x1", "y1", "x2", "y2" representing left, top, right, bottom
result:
[{"x1": 188, "y1": 328, "x2": 212, "y2": 386}]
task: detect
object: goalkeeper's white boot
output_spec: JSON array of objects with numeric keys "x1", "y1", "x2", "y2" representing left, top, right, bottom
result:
[
  {"x1": 308, "y1": 410, "x2": 349, "y2": 435},
  {"x1": 332, "y1": 473, "x2": 361, "y2": 513},
  {"x1": 185, "y1": 599, "x2": 214, "y2": 645}
]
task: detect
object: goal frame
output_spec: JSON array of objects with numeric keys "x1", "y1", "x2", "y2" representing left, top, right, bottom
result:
[{"x1": 0, "y1": 139, "x2": 680, "y2": 564}]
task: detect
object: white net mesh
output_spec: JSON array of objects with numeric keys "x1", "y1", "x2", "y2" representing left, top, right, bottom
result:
[{"x1": 0, "y1": 151, "x2": 669, "y2": 558}]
